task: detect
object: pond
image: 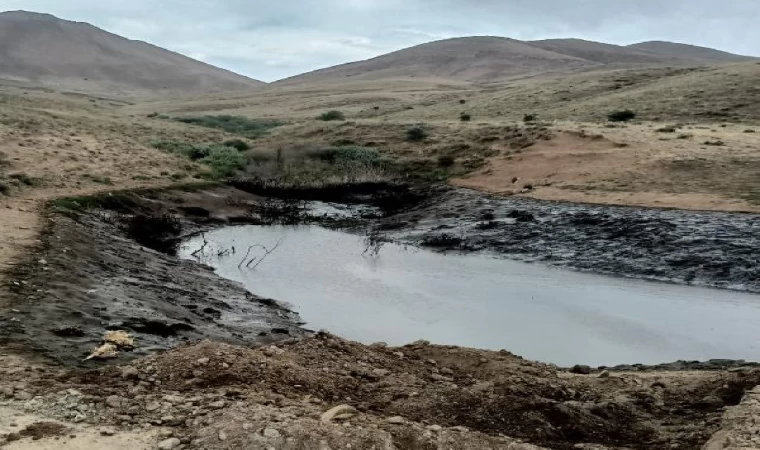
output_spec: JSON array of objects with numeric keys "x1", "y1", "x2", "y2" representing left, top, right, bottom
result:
[{"x1": 181, "y1": 225, "x2": 760, "y2": 367}]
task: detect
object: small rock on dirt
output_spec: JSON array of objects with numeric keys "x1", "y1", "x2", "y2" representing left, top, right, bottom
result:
[
  {"x1": 100, "y1": 427, "x2": 116, "y2": 436},
  {"x1": 387, "y1": 416, "x2": 406, "y2": 424},
  {"x1": 262, "y1": 428, "x2": 281, "y2": 439},
  {"x1": 157, "y1": 437, "x2": 181, "y2": 449},
  {"x1": 321, "y1": 404, "x2": 357, "y2": 423},
  {"x1": 106, "y1": 395, "x2": 123, "y2": 408},
  {"x1": 598, "y1": 370, "x2": 611, "y2": 378}
]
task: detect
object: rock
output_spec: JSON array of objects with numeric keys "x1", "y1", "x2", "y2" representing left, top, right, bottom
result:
[
  {"x1": 163, "y1": 395, "x2": 184, "y2": 404},
  {"x1": 393, "y1": 352, "x2": 405, "y2": 358},
  {"x1": 242, "y1": 423, "x2": 253, "y2": 431},
  {"x1": 598, "y1": 370, "x2": 611, "y2": 378},
  {"x1": 320, "y1": 404, "x2": 357, "y2": 423},
  {"x1": 570, "y1": 365, "x2": 592, "y2": 375},
  {"x1": 208, "y1": 400, "x2": 226, "y2": 409},
  {"x1": 13, "y1": 391, "x2": 32, "y2": 401},
  {"x1": 427, "y1": 425, "x2": 443, "y2": 432},
  {"x1": 196, "y1": 358, "x2": 210, "y2": 365},
  {"x1": 440, "y1": 368, "x2": 454, "y2": 376},
  {"x1": 1, "y1": 386, "x2": 14, "y2": 397},
  {"x1": 218, "y1": 430, "x2": 227, "y2": 441},
  {"x1": 121, "y1": 366, "x2": 140, "y2": 380},
  {"x1": 370, "y1": 342, "x2": 388, "y2": 348},
  {"x1": 159, "y1": 430, "x2": 174, "y2": 438},
  {"x1": 262, "y1": 346, "x2": 285, "y2": 357},
  {"x1": 262, "y1": 428, "x2": 281, "y2": 439},
  {"x1": 386, "y1": 416, "x2": 406, "y2": 425},
  {"x1": 157, "y1": 437, "x2": 181, "y2": 449},
  {"x1": 104, "y1": 330, "x2": 134, "y2": 348},
  {"x1": 100, "y1": 427, "x2": 116, "y2": 436},
  {"x1": 371, "y1": 368, "x2": 390, "y2": 379},
  {"x1": 106, "y1": 395, "x2": 123, "y2": 408},
  {"x1": 85, "y1": 343, "x2": 119, "y2": 360},
  {"x1": 145, "y1": 402, "x2": 161, "y2": 412}
]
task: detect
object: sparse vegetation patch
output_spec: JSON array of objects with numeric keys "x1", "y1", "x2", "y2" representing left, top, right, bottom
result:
[{"x1": 173, "y1": 115, "x2": 283, "y2": 139}]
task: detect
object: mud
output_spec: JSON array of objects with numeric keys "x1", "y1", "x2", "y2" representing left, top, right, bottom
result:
[
  {"x1": 380, "y1": 187, "x2": 760, "y2": 292},
  {"x1": 0, "y1": 186, "x2": 306, "y2": 365}
]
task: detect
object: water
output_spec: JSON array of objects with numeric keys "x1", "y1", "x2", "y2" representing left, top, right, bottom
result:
[{"x1": 181, "y1": 225, "x2": 760, "y2": 367}]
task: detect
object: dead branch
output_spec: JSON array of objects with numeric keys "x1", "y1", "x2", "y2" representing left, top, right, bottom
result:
[{"x1": 191, "y1": 233, "x2": 208, "y2": 257}]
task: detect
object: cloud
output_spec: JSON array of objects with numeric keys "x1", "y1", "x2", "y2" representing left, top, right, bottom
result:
[{"x1": 3, "y1": 0, "x2": 758, "y2": 81}]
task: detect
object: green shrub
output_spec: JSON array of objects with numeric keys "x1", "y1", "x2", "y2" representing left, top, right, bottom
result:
[
  {"x1": 223, "y1": 139, "x2": 251, "y2": 151},
  {"x1": 318, "y1": 110, "x2": 346, "y2": 121},
  {"x1": 460, "y1": 113, "x2": 471, "y2": 122},
  {"x1": 656, "y1": 126, "x2": 676, "y2": 133},
  {"x1": 437, "y1": 155, "x2": 455, "y2": 167},
  {"x1": 173, "y1": 115, "x2": 283, "y2": 138},
  {"x1": 406, "y1": 126, "x2": 428, "y2": 142},
  {"x1": 459, "y1": 99, "x2": 466, "y2": 104},
  {"x1": 523, "y1": 114, "x2": 537, "y2": 122},
  {"x1": 0, "y1": 181, "x2": 9, "y2": 195},
  {"x1": 607, "y1": 110, "x2": 637, "y2": 122},
  {"x1": 309, "y1": 147, "x2": 382, "y2": 165},
  {"x1": 200, "y1": 146, "x2": 246, "y2": 178}
]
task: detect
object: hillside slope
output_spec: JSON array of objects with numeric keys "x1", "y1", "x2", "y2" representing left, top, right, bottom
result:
[
  {"x1": 277, "y1": 36, "x2": 599, "y2": 85},
  {"x1": 528, "y1": 38, "x2": 683, "y2": 65},
  {"x1": 0, "y1": 10, "x2": 264, "y2": 94},
  {"x1": 628, "y1": 41, "x2": 756, "y2": 64}
]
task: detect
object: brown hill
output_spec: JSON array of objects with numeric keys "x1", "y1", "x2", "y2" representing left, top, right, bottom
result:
[
  {"x1": 276, "y1": 36, "x2": 599, "y2": 86},
  {"x1": 528, "y1": 38, "x2": 684, "y2": 65},
  {"x1": 0, "y1": 11, "x2": 264, "y2": 94},
  {"x1": 628, "y1": 41, "x2": 756, "y2": 64}
]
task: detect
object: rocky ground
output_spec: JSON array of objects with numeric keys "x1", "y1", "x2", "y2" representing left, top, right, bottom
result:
[{"x1": 2, "y1": 333, "x2": 760, "y2": 450}]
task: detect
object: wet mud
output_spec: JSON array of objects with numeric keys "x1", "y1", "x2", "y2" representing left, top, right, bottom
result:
[{"x1": 380, "y1": 187, "x2": 760, "y2": 293}]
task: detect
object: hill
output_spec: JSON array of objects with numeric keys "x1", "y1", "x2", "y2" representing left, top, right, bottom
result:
[
  {"x1": 629, "y1": 41, "x2": 757, "y2": 64},
  {"x1": 277, "y1": 36, "x2": 598, "y2": 85},
  {"x1": 0, "y1": 11, "x2": 264, "y2": 94},
  {"x1": 528, "y1": 38, "x2": 683, "y2": 65}
]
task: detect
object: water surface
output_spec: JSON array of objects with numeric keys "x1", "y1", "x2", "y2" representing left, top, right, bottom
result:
[{"x1": 181, "y1": 225, "x2": 760, "y2": 366}]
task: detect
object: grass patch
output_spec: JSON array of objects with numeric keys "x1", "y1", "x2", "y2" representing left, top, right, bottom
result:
[
  {"x1": 222, "y1": 139, "x2": 251, "y2": 151},
  {"x1": 173, "y1": 115, "x2": 283, "y2": 139},
  {"x1": 52, "y1": 192, "x2": 138, "y2": 212},
  {"x1": 199, "y1": 146, "x2": 246, "y2": 179},
  {"x1": 8, "y1": 173, "x2": 40, "y2": 186},
  {"x1": 317, "y1": 110, "x2": 346, "y2": 121}
]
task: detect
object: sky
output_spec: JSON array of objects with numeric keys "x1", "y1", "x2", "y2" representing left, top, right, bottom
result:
[{"x1": 2, "y1": 0, "x2": 758, "y2": 82}]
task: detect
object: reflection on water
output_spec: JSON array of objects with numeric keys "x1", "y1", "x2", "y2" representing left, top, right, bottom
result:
[{"x1": 181, "y1": 225, "x2": 760, "y2": 366}]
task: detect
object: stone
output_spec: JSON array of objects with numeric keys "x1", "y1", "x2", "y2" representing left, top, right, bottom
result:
[
  {"x1": 157, "y1": 437, "x2": 181, "y2": 449},
  {"x1": 208, "y1": 400, "x2": 226, "y2": 409},
  {"x1": 386, "y1": 416, "x2": 405, "y2": 425},
  {"x1": 598, "y1": 370, "x2": 611, "y2": 378},
  {"x1": 196, "y1": 358, "x2": 210, "y2": 365},
  {"x1": 371, "y1": 368, "x2": 390, "y2": 379},
  {"x1": 242, "y1": 423, "x2": 253, "y2": 431},
  {"x1": 570, "y1": 365, "x2": 592, "y2": 375},
  {"x1": 1, "y1": 386, "x2": 14, "y2": 397},
  {"x1": 163, "y1": 395, "x2": 184, "y2": 404},
  {"x1": 100, "y1": 427, "x2": 116, "y2": 436},
  {"x1": 145, "y1": 402, "x2": 161, "y2": 412},
  {"x1": 218, "y1": 430, "x2": 227, "y2": 441},
  {"x1": 106, "y1": 395, "x2": 123, "y2": 408},
  {"x1": 262, "y1": 428, "x2": 281, "y2": 439},
  {"x1": 13, "y1": 391, "x2": 32, "y2": 401},
  {"x1": 159, "y1": 430, "x2": 174, "y2": 438},
  {"x1": 440, "y1": 368, "x2": 454, "y2": 376},
  {"x1": 427, "y1": 425, "x2": 443, "y2": 432},
  {"x1": 320, "y1": 404, "x2": 357, "y2": 423},
  {"x1": 121, "y1": 366, "x2": 140, "y2": 380}
]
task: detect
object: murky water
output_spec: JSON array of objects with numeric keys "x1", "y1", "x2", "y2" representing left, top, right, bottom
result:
[{"x1": 181, "y1": 225, "x2": 760, "y2": 366}]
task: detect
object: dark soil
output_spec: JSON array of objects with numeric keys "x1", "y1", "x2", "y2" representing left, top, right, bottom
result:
[{"x1": 380, "y1": 187, "x2": 760, "y2": 292}]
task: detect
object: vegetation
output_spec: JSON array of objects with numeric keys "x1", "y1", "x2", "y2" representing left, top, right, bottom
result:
[
  {"x1": 437, "y1": 155, "x2": 455, "y2": 167},
  {"x1": 199, "y1": 146, "x2": 246, "y2": 178},
  {"x1": 607, "y1": 110, "x2": 637, "y2": 122},
  {"x1": 318, "y1": 110, "x2": 346, "y2": 121},
  {"x1": 459, "y1": 99, "x2": 466, "y2": 104},
  {"x1": 523, "y1": 114, "x2": 537, "y2": 122},
  {"x1": 173, "y1": 115, "x2": 283, "y2": 138},
  {"x1": 222, "y1": 139, "x2": 251, "y2": 151},
  {"x1": 406, "y1": 125, "x2": 428, "y2": 142},
  {"x1": 460, "y1": 113, "x2": 471, "y2": 122}
]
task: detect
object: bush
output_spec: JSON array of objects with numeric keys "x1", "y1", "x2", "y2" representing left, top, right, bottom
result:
[
  {"x1": 223, "y1": 139, "x2": 251, "y2": 151},
  {"x1": 406, "y1": 126, "x2": 428, "y2": 142},
  {"x1": 459, "y1": 99, "x2": 466, "y2": 104},
  {"x1": 318, "y1": 110, "x2": 346, "y2": 121},
  {"x1": 173, "y1": 115, "x2": 283, "y2": 138},
  {"x1": 656, "y1": 127, "x2": 676, "y2": 133},
  {"x1": 523, "y1": 114, "x2": 537, "y2": 122},
  {"x1": 200, "y1": 146, "x2": 246, "y2": 178},
  {"x1": 437, "y1": 155, "x2": 455, "y2": 167},
  {"x1": 607, "y1": 110, "x2": 637, "y2": 122},
  {"x1": 0, "y1": 181, "x2": 9, "y2": 195},
  {"x1": 460, "y1": 113, "x2": 471, "y2": 122},
  {"x1": 309, "y1": 146, "x2": 382, "y2": 165}
]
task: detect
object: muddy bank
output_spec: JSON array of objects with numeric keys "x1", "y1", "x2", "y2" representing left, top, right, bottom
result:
[
  {"x1": 0, "y1": 186, "x2": 306, "y2": 365},
  {"x1": 380, "y1": 187, "x2": 760, "y2": 292}
]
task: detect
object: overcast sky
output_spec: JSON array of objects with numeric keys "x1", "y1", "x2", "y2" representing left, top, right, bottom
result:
[{"x1": 2, "y1": 0, "x2": 758, "y2": 82}]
